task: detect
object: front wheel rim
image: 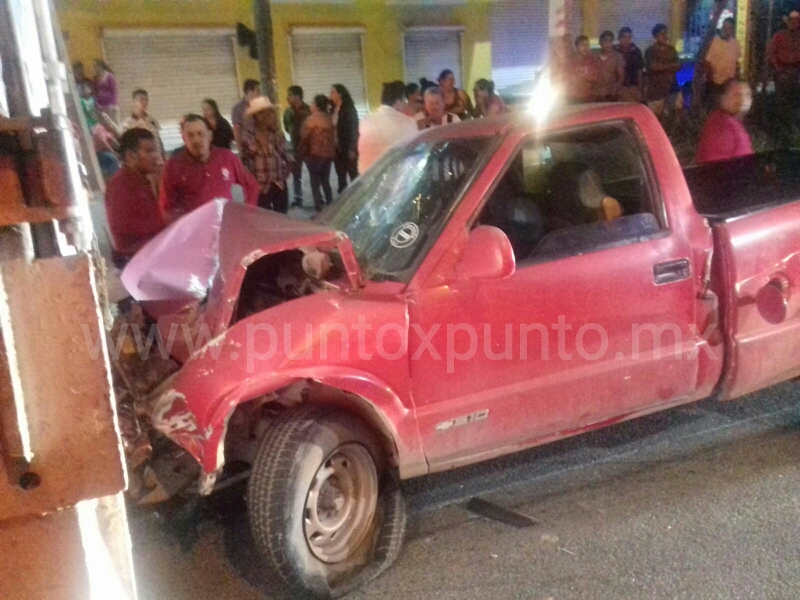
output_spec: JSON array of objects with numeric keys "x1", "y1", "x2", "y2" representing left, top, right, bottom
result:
[{"x1": 303, "y1": 443, "x2": 379, "y2": 564}]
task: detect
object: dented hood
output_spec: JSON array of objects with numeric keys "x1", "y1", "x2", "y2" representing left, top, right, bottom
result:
[{"x1": 122, "y1": 200, "x2": 362, "y2": 304}]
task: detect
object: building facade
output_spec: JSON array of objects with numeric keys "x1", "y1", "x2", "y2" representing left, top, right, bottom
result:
[{"x1": 59, "y1": 0, "x2": 693, "y2": 150}]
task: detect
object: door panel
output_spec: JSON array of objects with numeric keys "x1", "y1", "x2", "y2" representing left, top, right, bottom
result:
[
  {"x1": 410, "y1": 233, "x2": 700, "y2": 467},
  {"x1": 409, "y1": 120, "x2": 705, "y2": 468}
]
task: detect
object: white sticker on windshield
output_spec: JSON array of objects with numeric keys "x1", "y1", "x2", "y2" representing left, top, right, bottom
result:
[{"x1": 391, "y1": 223, "x2": 419, "y2": 249}]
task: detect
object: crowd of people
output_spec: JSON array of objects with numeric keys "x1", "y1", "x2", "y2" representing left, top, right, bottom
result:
[
  {"x1": 94, "y1": 64, "x2": 512, "y2": 268},
  {"x1": 91, "y1": 8, "x2": 800, "y2": 272},
  {"x1": 767, "y1": 10, "x2": 800, "y2": 147},
  {"x1": 78, "y1": 65, "x2": 235, "y2": 181},
  {"x1": 552, "y1": 21, "x2": 724, "y2": 113},
  {"x1": 551, "y1": 16, "x2": 760, "y2": 166}
]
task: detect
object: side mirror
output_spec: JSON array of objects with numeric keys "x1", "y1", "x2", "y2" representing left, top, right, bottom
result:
[{"x1": 456, "y1": 226, "x2": 516, "y2": 281}]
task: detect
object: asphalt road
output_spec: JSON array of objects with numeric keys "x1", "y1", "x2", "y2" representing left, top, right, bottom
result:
[{"x1": 130, "y1": 383, "x2": 800, "y2": 600}]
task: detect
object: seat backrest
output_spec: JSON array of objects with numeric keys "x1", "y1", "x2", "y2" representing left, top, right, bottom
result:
[
  {"x1": 507, "y1": 196, "x2": 545, "y2": 253},
  {"x1": 531, "y1": 213, "x2": 660, "y2": 261}
]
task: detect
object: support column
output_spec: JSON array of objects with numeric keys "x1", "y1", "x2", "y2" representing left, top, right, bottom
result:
[
  {"x1": 549, "y1": 0, "x2": 575, "y2": 38},
  {"x1": 736, "y1": 0, "x2": 751, "y2": 77},
  {"x1": 582, "y1": 0, "x2": 599, "y2": 40},
  {"x1": 670, "y1": 0, "x2": 687, "y2": 52},
  {"x1": 253, "y1": 0, "x2": 278, "y2": 103}
]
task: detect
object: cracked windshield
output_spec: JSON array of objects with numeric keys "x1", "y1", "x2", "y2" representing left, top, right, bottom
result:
[{"x1": 319, "y1": 136, "x2": 493, "y2": 281}]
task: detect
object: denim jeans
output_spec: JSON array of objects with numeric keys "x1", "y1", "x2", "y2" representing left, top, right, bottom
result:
[
  {"x1": 334, "y1": 152, "x2": 358, "y2": 193},
  {"x1": 97, "y1": 151, "x2": 120, "y2": 180},
  {"x1": 306, "y1": 156, "x2": 333, "y2": 210},
  {"x1": 290, "y1": 158, "x2": 304, "y2": 204},
  {"x1": 257, "y1": 182, "x2": 288, "y2": 214}
]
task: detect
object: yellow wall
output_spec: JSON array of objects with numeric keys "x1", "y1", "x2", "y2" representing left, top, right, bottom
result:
[
  {"x1": 580, "y1": 0, "x2": 599, "y2": 40},
  {"x1": 669, "y1": 0, "x2": 687, "y2": 53},
  {"x1": 580, "y1": 0, "x2": 687, "y2": 47},
  {"x1": 736, "y1": 0, "x2": 750, "y2": 74},
  {"x1": 58, "y1": 0, "x2": 491, "y2": 111}
]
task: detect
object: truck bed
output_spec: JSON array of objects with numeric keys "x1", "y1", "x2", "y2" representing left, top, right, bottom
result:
[
  {"x1": 683, "y1": 150, "x2": 800, "y2": 222},
  {"x1": 690, "y1": 148, "x2": 800, "y2": 402}
]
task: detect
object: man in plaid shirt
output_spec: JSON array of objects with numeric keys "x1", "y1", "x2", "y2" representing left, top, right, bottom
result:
[{"x1": 240, "y1": 97, "x2": 291, "y2": 213}]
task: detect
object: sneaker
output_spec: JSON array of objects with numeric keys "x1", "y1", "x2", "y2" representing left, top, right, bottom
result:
[{"x1": 291, "y1": 198, "x2": 304, "y2": 208}]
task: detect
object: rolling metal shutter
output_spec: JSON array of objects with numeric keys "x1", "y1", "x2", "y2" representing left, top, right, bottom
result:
[
  {"x1": 103, "y1": 29, "x2": 239, "y2": 152},
  {"x1": 597, "y1": 0, "x2": 671, "y2": 47},
  {"x1": 290, "y1": 29, "x2": 369, "y2": 118},
  {"x1": 490, "y1": 0, "x2": 550, "y2": 94},
  {"x1": 403, "y1": 28, "x2": 463, "y2": 88}
]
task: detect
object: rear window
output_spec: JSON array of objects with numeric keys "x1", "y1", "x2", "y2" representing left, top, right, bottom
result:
[{"x1": 685, "y1": 150, "x2": 800, "y2": 220}]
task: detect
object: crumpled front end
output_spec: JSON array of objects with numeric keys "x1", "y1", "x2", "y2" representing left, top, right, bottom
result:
[
  {"x1": 146, "y1": 383, "x2": 223, "y2": 496},
  {"x1": 111, "y1": 202, "x2": 364, "y2": 502}
]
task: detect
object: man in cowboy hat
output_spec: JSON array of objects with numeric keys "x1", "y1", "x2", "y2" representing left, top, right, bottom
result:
[
  {"x1": 159, "y1": 114, "x2": 260, "y2": 222},
  {"x1": 769, "y1": 10, "x2": 800, "y2": 146},
  {"x1": 240, "y1": 96, "x2": 292, "y2": 213}
]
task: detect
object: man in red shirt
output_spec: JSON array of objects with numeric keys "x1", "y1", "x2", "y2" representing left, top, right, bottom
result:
[
  {"x1": 696, "y1": 80, "x2": 753, "y2": 164},
  {"x1": 159, "y1": 114, "x2": 260, "y2": 222},
  {"x1": 105, "y1": 128, "x2": 165, "y2": 267}
]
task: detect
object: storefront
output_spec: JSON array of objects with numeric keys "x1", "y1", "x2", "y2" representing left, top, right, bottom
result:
[{"x1": 103, "y1": 29, "x2": 240, "y2": 150}]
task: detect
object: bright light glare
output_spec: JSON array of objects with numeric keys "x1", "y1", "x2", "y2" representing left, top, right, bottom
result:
[
  {"x1": 527, "y1": 69, "x2": 560, "y2": 124},
  {"x1": 77, "y1": 497, "x2": 132, "y2": 600}
]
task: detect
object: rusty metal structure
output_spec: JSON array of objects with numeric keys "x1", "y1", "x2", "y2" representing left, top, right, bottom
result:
[{"x1": 0, "y1": 1, "x2": 136, "y2": 598}]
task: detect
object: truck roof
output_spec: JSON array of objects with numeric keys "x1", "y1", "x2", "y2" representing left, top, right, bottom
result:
[{"x1": 412, "y1": 103, "x2": 658, "y2": 142}]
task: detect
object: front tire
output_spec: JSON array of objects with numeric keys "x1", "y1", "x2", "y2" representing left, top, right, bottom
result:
[{"x1": 247, "y1": 406, "x2": 406, "y2": 598}]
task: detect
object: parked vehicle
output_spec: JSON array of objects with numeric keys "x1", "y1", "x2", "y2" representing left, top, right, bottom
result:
[{"x1": 121, "y1": 104, "x2": 800, "y2": 598}]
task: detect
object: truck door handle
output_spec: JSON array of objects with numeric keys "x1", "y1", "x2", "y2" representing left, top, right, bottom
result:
[{"x1": 654, "y1": 258, "x2": 691, "y2": 286}]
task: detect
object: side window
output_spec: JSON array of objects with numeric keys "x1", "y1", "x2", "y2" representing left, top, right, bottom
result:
[{"x1": 477, "y1": 122, "x2": 663, "y2": 264}]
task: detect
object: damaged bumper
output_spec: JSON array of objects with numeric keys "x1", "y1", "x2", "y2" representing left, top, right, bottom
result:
[{"x1": 111, "y1": 202, "x2": 364, "y2": 502}]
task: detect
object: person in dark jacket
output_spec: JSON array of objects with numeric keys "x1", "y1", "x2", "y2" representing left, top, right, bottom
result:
[
  {"x1": 644, "y1": 24, "x2": 681, "y2": 115},
  {"x1": 615, "y1": 27, "x2": 645, "y2": 103},
  {"x1": 201, "y1": 98, "x2": 234, "y2": 150},
  {"x1": 283, "y1": 85, "x2": 311, "y2": 207},
  {"x1": 329, "y1": 83, "x2": 359, "y2": 193}
]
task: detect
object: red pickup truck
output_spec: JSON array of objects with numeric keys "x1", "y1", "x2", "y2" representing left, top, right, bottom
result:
[{"x1": 120, "y1": 103, "x2": 800, "y2": 598}]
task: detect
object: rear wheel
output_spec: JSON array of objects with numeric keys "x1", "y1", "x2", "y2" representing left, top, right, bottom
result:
[{"x1": 247, "y1": 406, "x2": 406, "y2": 598}]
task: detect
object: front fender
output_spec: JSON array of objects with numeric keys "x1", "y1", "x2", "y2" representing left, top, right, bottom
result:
[
  {"x1": 291, "y1": 368, "x2": 428, "y2": 478},
  {"x1": 149, "y1": 290, "x2": 425, "y2": 478}
]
